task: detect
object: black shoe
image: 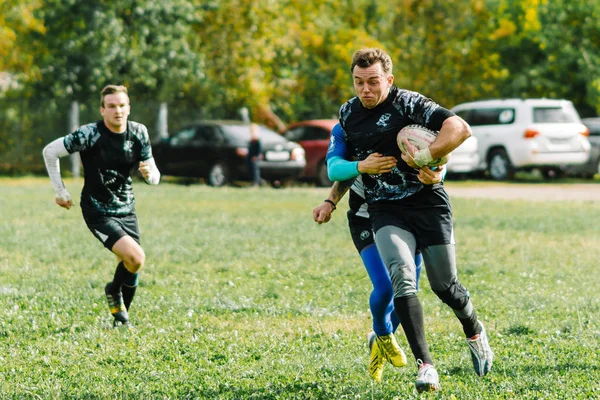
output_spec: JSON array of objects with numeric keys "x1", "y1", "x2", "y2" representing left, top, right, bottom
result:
[{"x1": 104, "y1": 283, "x2": 130, "y2": 325}]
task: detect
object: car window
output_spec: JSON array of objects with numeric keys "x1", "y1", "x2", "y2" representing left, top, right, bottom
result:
[
  {"x1": 454, "y1": 110, "x2": 471, "y2": 122},
  {"x1": 195, "y1": 126, "x2": 224, "y2": 144},
  {"x1": 283, "y1": 127, "x2": 304, "y2": 142},
  {"x1": 533, "y1": 107, "x2": 579, "y2": 123},
  {"x1": 468, "y1": 108, "x2": 515, "y2": 126},
  {"x1": 170, "y1": 127, "x2": 196, "y2": 146},
  {"x1": 304, "y1": 127, "x2": 330, "y2": 140},
  {"x1": 222, "y1": 124, "x2": 287, "y2": 145}
]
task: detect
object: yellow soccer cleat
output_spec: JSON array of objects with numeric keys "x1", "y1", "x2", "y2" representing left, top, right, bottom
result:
[
  {"x1": 376, "y1": 333, "x2": 407, "y2": 368},
  {"x1": 367, "y1": 331, "x2": 385, "y2": 383}
]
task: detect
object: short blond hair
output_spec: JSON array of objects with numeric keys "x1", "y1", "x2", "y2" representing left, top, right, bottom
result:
[{"x1": 100, "y1": 85, "x2": 129, "y2": 107}]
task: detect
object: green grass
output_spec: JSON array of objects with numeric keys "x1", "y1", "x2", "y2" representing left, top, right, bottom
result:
[{"x1": 0, "y1": 177, "x2": 599, "y2": 399}]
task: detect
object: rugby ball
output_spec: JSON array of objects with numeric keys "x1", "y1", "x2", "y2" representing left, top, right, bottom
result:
[{"x1": 397, "y1": 124, "x2": 448, "y2": 167}]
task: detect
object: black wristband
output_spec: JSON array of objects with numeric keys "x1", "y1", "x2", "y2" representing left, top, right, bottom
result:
[{"x1": 324, "y1": 199, "x2": 336, "y2": 210}]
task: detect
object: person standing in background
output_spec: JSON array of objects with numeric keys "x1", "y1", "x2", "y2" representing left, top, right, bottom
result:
[{"x1": 247, "y1": 123, "x2": 262, "y2": 187}]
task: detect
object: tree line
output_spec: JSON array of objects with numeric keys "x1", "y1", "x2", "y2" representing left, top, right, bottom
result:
[{"x1": 1, "y1": 0, "x2": 599, "y2": 172}]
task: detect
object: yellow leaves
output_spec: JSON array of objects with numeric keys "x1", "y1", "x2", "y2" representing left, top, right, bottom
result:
[
  {"x1": 0, "y1": 0, "x2": 45, "y2": 71},
  {"x1": 491, "y1": 19, "x2": 517, "y2": 40},
  {"x1": 522, "y1": 0, "x2": 542, "y2": 32}
]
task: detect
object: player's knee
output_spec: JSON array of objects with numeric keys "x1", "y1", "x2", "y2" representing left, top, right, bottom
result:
[
  {"x1": 433, "y1": 281, "x2": 470, "y2": 310},
  {"x1": 123, "y1": 250, "x2": 145, "y2": 273},
  {"x1": 370, "y1": 282, "x2": 394, "y2": 309}
]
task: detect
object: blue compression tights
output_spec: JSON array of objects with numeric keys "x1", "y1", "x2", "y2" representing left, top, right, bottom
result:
[{"x1": 360, "y1": 244, "x2": 422, "y2": 336}]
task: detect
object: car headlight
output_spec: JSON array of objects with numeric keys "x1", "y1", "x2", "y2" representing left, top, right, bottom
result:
[{"x1": 291, "y1": 147, "x2": 305, "y2": 161}]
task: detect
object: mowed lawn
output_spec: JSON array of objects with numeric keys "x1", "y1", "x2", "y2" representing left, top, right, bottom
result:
[{"x1": 0, "y1": 177, "x2": 599, "y2": 399}]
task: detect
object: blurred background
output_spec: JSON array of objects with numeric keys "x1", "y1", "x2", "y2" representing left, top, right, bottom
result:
[{"x1": 1, "y1": 0, "x2": 599, "y2": 176}]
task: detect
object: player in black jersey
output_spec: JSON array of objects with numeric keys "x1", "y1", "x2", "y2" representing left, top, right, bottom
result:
[
  {"x1": 334, "y1": 48, "x2": 493, "y2": 392},
  {"x1": 42, "y1": 85, "x2": 161, "y2": 328}
]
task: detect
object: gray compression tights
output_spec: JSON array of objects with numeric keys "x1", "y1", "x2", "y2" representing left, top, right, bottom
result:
[{"x1": 374, "y1": 225, "x2": 458, "y2": 297}]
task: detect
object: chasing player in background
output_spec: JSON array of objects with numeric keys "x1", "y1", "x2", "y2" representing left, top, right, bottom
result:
[{"x1": 42, "y1": 84, "x2": 160, "y2": 328}]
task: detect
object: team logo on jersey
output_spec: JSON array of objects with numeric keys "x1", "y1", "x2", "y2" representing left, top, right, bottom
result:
[
  {"x1": 360, "y1": 230, "x2": 371, "y2": 240},
  {"x1": 376, "y1": 113, "x2": 392, "y2": 128},
  {"x1": 124, "y1": 140, "x2": 134, "y2": 151},
  {"x1": 327, "y1": 134, "x2": 335, "y2": 154}
]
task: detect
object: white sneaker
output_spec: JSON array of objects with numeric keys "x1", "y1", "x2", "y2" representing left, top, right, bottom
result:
[
  {"x1": 466, "y1": 322, "x2": 494, "y2": 376},
  {"x1": 415, "y1": 359, "x2": 440, "y2": 392}
]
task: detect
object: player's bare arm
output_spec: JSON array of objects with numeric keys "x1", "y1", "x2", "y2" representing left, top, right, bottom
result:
[
  {"x1": 312, "y1": 179, "x2": 354, "y2": 224},
  {"x1": 357, "y1": 152, "x2": 397, "y2": 174},
  {"x1": 429, "y1": 116, "x2": 471, "y2": 161}
]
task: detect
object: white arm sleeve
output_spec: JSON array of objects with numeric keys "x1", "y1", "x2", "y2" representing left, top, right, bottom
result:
[
  {"x1": 141, "y1": 157, "x2": 161, "y2": 185},
  {"x1": 42, "y1": 137, "x2": 71, "y2": 198}
]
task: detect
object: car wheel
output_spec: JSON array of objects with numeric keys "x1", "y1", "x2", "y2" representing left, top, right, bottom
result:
[
  {"x1": 208, "y1": 163, "x2": 229, "y2": 187},
  {"x1": 541, "y1": 168, "x2": 565, "y2": 179},
  {"x1": 487, "y1": 149, "x2": 515, "y2": 181},
  {"x1": 316, "y1": 161, "x2": 332, "y2": 187}
]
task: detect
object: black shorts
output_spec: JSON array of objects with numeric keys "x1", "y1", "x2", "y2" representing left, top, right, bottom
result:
[
  {"x1": 369, "y1": 188, "x2": 453, "y2": 248},
  {"x1": 347, "y1": 212, "x2": 374, "y2": 253},
  {"x1": 82, "y1": 212, "x2": 141, "y2": 250}
]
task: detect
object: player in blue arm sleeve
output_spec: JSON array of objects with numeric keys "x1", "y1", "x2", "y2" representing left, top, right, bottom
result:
[
  {"x1": 326, "y1": 123, "x2": 397, "y2": 182},
  {"x1": 314, "y1": 124, "x2": 448, "y2": 383},
  {"x1": 338, "y1": 48, "x2": 492, "y2": 392}
]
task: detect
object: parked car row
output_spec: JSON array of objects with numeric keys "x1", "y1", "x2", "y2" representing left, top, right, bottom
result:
[
  {"x1": 153, "y1": 120, "x2": 305, "y2": 187},
  {"x1": 153, "y1": 101, "x2": 598, "y2": 187}
]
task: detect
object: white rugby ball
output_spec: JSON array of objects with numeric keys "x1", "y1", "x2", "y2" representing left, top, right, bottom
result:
[{"x1": 397, "y1": 124, "x2": 448, "y2": 167}]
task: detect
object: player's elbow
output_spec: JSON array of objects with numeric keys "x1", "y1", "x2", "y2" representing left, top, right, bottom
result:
[
  {"x1": 454, "y1": 115, "x2": 472, "y2": 141},
  {"x1": 42, "y1": 143, "x2": 52, "y2": 161}
]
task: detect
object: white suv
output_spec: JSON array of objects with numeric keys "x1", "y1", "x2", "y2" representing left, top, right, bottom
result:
[{"x1": 451, "y1": 99, "x2": 591, "y2": 180}]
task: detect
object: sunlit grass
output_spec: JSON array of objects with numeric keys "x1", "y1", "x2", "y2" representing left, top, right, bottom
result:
[{"x1": 0, "y1": 178, "x2": 599, "y2": 399}]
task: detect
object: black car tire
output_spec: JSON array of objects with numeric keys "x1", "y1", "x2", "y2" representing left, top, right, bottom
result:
[
  {"x1": 316, "y1": 161, "x2": 332, "y2": 187},
  {"x1": 208, "y1": 162, "x2": 229, "y2": 187},
  {"x1": 487, "y1": 149, "x2": 515, "y2": 181}
]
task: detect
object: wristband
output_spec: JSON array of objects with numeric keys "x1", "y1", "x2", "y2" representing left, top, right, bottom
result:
[
  {"x1": 413, "y1": 147, "x2": 433, "y2": 167},
  {"x1": 324, "y1": 199, "x2": 336, "y2": 210}
]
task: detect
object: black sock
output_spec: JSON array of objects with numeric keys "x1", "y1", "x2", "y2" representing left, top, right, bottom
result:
[
  {"x1": 394, "y1": 294, "x2": 433, "y2": 365},
  {"x1": 122, "y1": 284, "x2": 137, "y2": 310},
  {"x1": 458, "y1": 310, "x2": 480, "y2": 338},
  {"x1": 110, "y1": 262, "x2": 135, "y2": 294}
]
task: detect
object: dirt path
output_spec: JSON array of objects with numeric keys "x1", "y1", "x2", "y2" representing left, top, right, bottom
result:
[{"x1": 444, "y1": 182, "x2": 600, "y2": 202}]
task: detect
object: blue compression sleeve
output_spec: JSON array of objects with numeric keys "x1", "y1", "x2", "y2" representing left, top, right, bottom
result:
[
  {"x1": 327, "y1": 156, "x2": 360, "y2": 181},
  {"x1": 326, "y1": 123, "x2": 360, "y2": 181}
]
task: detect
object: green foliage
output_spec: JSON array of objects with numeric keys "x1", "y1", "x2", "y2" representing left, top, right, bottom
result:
[
  {"x1": 492, "y1": 0, "x2": 600, "y2": 116},
  {"x1": 0, "y1": 0, "x2": 45, "y2": 73},
  {"x1": 28, "y1": 0, "x2": 204, "y2": 102},
  {"x1": 2, "y1": 0, "x2": 600, "y2": 171},
  {"x1": 0, "y1": 178, "x2": 599, "y2": 398}
]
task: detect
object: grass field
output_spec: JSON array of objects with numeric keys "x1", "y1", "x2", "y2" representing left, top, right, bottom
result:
[{"x1": 0, "y1": 177, "x2": 599, "y2": 399}]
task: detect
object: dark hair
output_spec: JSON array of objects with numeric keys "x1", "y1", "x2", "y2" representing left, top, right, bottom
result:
[
  {"x1": 351, "y1": 48, "x2": 393, "y2": 75},
  {"x1": 100, "y1": 85, "x2": 129, "y2": 107}
]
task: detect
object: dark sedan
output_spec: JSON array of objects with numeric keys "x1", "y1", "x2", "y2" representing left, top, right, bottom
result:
[{"x1": 153, "y1": 120, "x2": 306, "y2": 186}]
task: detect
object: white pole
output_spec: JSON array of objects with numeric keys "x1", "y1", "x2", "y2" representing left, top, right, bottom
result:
[
  {"x1": 69, "y1": 101, "x2": 81, "y2": 177},
  {"x1": 157, "y1": 102, "x2": 168, "y2": 140}
]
